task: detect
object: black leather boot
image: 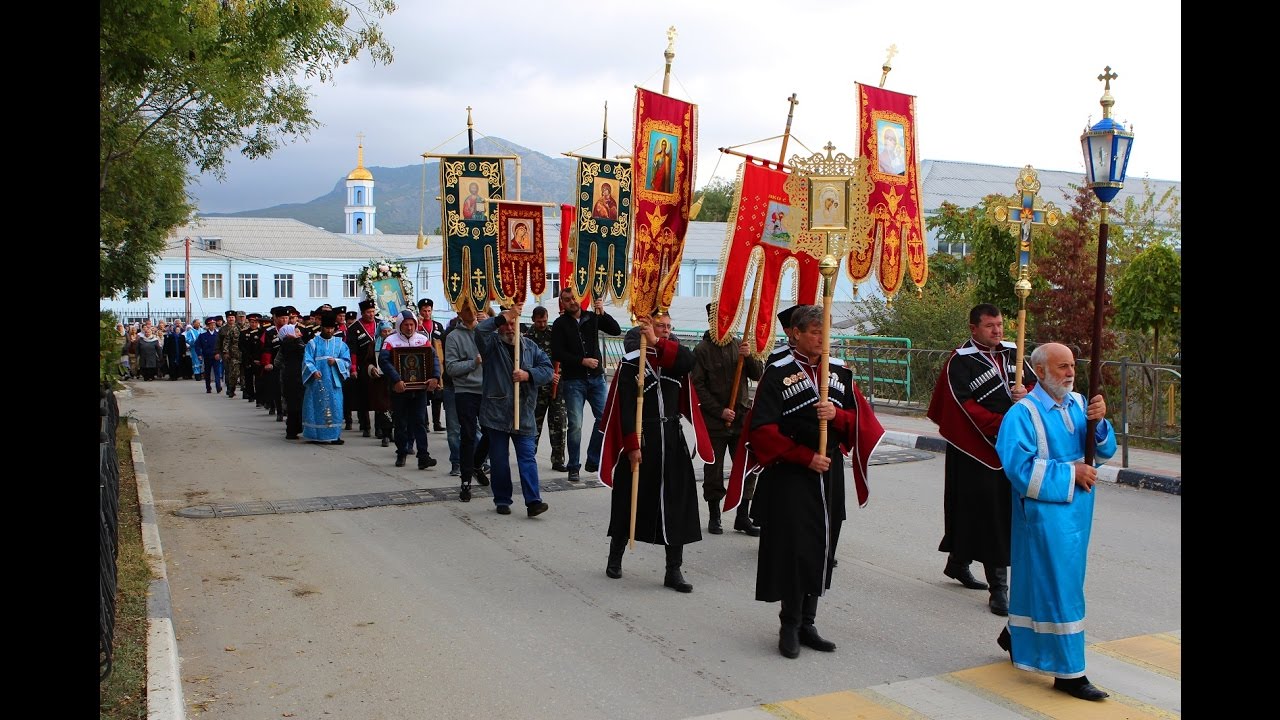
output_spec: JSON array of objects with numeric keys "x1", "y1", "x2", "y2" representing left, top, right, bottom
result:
[
  {"x1": 944, "y1": 555, "x2": 988, "y2": 590},
  {"x1": 606, "y1": 536, "x2": 626, "y2": 579},
  {"x1": 985, "y1": 564, "x2": 1009, "y2": 616},
  {"x1": 663, "y1": 544, "x2": 692, "y2": 592},
  {"x1": 707, "y1": 501, "x2": 722, "y2": 534},
  {"x1": 798, "y1": 594, "x2": 836, "y2": 651},
  {"x1": 778, "y1": 596, "x2": 801, "y2": 658},
  {"x1": 734, "y1": 500, "x2": 760, "y2": 536}
]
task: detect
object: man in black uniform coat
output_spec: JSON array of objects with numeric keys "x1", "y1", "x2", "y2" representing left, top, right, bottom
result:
[
  {"x1": 746, "y1": 305, "x2": 883, "y2": 658},
  {"x1": 344, "y1": 299, "x2": 381, "y2": 438}
]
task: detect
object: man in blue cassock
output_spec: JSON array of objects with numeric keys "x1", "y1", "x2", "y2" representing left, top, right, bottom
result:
[
  {"x1": 994, "y1": 342, "x2": 1116, "y2": 702},
  {"x1": 302, "y1": 311, "x2": 351, "y2": 444}
]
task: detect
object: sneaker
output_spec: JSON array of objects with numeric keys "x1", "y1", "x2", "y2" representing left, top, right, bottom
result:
[
  {"x1": 459, "y1": 484, "x2": 472, "y2": 503},
  {"x1": 568, "y1": 470, "x2": 581, "y2": 482},
  {"x1": 584, "y1": 461, "x2": 599, "y2": 473},
  {"x1": 473, "y1": 466, "x2": 490, "y2": 487},
  {"x1": 527, "y1": 501, "x2": 549, "y2": 518},
  {"x1": 418, "y1": 456, "x2": 438, "y2": 470},
  {"x1": 496, "y1": 505, "x2": 512, "y2": 515},
  {"x1": 552, "y1": 463, "x2": 568, "y2": 472},
  {"x1": 449, "y1": 463, "x2": 461, "y2": 477}
]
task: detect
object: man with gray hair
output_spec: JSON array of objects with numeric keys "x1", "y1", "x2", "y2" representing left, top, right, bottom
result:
[
  {"x1": 994, "y1": 342, "x2": 1115, "y2": 701},
  {"x1": 745, "y1": 304, "x2": 883, "y2": 658}
]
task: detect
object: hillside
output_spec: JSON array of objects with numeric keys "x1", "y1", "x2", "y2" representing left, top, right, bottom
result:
[{"x1": 209, "y1": 138, "x2": 578, "y2": 235}]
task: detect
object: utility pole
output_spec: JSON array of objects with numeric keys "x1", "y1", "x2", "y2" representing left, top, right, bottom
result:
[{"x1": 185, "y1": 236, "x2": 192, "y2": 324}]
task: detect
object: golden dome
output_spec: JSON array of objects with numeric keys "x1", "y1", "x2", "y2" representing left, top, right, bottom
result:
[{"x1": 347, "y1": 142, "x2": 373, "y2": 181}]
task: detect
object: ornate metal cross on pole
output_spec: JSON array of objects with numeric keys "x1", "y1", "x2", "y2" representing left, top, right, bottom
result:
[{"x1": 992, "y1": 165, "x2": 1061, "y2": 385}]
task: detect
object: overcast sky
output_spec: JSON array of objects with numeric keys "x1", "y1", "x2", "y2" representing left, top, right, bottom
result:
[{"x1": 188, "y1": 0, "x2": 1181, "y2": 215}]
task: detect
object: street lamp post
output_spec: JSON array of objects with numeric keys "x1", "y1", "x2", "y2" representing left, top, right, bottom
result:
[{"x1": 1080, "y1": 66, "x2": 1133, "y2": 463}]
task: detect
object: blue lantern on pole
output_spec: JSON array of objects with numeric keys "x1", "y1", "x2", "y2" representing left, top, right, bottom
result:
[
  {"x1": 1080, "y1": 66, "x2": 1134, "y2": 203},
  {"x1": 1079, "y1": 65, "x2": 1134, "y2": 463}
]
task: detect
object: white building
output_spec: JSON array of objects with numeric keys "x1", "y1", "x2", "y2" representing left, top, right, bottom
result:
[{"x1": 100, "y1": 156, "x2": 1179, "y2": 334}]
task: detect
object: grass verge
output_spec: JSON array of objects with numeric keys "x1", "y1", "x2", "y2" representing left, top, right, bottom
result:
[{"x1": 100, "y1": 420, "x2": 152, "y2": 720}]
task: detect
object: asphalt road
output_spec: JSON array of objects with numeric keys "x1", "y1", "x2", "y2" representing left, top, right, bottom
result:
[{"x1": 121, "y1": 379, "x2": 1181, "y2": 719}]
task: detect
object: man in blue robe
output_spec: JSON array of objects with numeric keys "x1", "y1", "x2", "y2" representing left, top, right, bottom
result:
[
  {"x1": 185, "y1": 319, "x2": 205, "y2": 379},
  {"x1": 995, "y1": 342, "x2": 1116, "y2": 702},
  {"x1": 301, "y1": 311, "x2": 351, "y2": 444}
]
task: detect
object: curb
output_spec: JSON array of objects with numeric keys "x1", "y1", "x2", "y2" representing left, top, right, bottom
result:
[
  {"x1": 129, "y1": 417, "x2": 187, "y2": 720},
  {"x1": 878, "y1": 430, "x2": 1181, "y2": 496}
]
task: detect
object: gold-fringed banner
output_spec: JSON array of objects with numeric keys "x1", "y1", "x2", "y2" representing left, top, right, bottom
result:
[
  {"x1": 440, "y1": 155, "x2": 507, "y2": 311},
  {"x1": 570, "y1": 157, "x2": 631, "y2": 304},
  {"x1": 711, "y1": 160, "x2": 820, "y2": 354},
  {"x1": 855, "y1": 83, "x2": 927, "y2": 298},
  {"x1": 630, "y1": 87, "x2": 697, "y2": 316},
  {"x1": 494, "y1": 201, "x2": 546, "y2": 303}
]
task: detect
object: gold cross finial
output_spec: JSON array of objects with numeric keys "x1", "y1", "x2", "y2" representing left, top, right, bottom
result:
[
  {"x1": 880, "y1": 44, "x2": 898, "y2": 87},
  {"x1": 1096, "y1": 66, "x2": 1118, "y2": 119},
  {"x1": 466, "y1": 106, "x2": 474, "y2": 128},
  {"x1": 666, "y1": 26, "x2": 677, "y2": 54},
  {"x1": 357, "y1": 131, "x2": 365, "y2": 147},
  {"x1": 1098, "y1": 65, "x2": 1117, "y2": 91},
  {"x1": 823, "y1": 141, "x2": 836, "y2": 159},
  {"x1": 787, "y1": 93, "x2": 799, "y2": 110}
]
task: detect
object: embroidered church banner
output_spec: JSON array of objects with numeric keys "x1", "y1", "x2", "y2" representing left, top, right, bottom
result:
[
  {"x1": 711, "y1": 160, "x2": 821, "y2": 354},
  {"x1": 494, "y1": 201, "x2": 546, "y2": 303},
  {"x1": 855, "y1": 83, "x2": 927, "y2": 298},
  {"x1": 569, "y1": 157, "x2": 632, "y2": 305},
  {"x1": 630, "y1": 88, "x2": 696, "y2": 317},
  {"x1": 440, "y1": 155, "x2": 507, "y2": 311}
]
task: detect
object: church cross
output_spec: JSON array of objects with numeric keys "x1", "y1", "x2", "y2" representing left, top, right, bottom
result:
[
  {"x1": 996, "y1": 166, "x2": 1061, "y2": 276},
  {"x1": 1098, "y1": 66, "x2": 1117, "y2": 92},
  {"x1": 823, "y1": 141, "x2": 836, "y2": 160},
  {"x1": 357, "y1": 131, "x2": 365, "y2": 146}
]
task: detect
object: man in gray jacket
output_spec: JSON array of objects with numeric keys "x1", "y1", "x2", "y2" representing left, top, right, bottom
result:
[
  {"x1": 475, "y1": 304, "x2": 555, "y2": 516},
  {"x1": 445, "y1": 303, "x2": 487, "y2": 502}
]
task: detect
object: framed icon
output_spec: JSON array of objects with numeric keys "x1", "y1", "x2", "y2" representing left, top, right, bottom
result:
[
  {"x1": 391, "y1": 346, "x2": 433, "y2": 390},
  {"x1": 808, "y1": 176, "x2": 850, "y2": 232}
]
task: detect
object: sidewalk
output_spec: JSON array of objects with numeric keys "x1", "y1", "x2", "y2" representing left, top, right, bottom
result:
[{"x1": 872, "y1": 407, "x2": 1181, "y2": 495}]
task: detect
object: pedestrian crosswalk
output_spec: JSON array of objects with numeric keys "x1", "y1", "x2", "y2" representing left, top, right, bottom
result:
[{"x1": 685, "y1": 631, "x2": 1180, "y2": 720}]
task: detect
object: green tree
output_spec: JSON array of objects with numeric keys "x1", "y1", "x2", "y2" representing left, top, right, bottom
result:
[
  {"x1": 859, "y1": 278, "x2": 975, "y2": 351},
  {"x1": 1029, "y1": 183, "x2": 1116, "y2": 358},
  {"x1": 1113, "y1": 243, "x2": 1181, "y2": 365},
  {"x1": 692, "y1": 176, "x2": 736, "y2": 222},
  {"x1": 927, "y1": 198, "x2": 1051, "y2": 318},
  {"x1": 99, "y1": 0, "x2": 398, "y2": 299}
]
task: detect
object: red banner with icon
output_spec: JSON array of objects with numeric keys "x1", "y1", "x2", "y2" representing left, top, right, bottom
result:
[
  {"x1": 855, "y1": 83, "x2": 927, "y2": 298},
  {"x1": 712, "y1": 160, "x2": 821, "y2": 353},
  {"x1": 493, "y1": 201, "x2": 545, "y2": 303},
  {"x1": 630, "y1": 88, "x2": 696, "y2": 316}
]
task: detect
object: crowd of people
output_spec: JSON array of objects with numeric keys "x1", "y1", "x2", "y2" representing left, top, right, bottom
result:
[{"x1": 119, "y1": 297, "x2": 1119, "y2": 699}]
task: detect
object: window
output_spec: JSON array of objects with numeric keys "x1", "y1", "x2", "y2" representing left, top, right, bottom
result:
[
  {"x1": 545, "y1": 271, "x2": 561, "y2": 298},
  {"x1": 343, "y1": 274, "x2": 358, "y2": 298},
  {"x1": 309, "y1": 273, "x2": 328, "y2": 298},
  {"x1": 693, "y1": 269, "x2": 716, "y2": 298},
  {"x1": 274, "y1": 274, "x2": 293, "y2": 298},
  {"x1": 201, "y1": 273, "x2": 223, "y2": 299},
  {"x1": 239, "y1": 274, "x2": 259, "y2": 299},
  {"x1": 163, "y1": 273, "x2": 186, "y2": 299},
  {"x1": 418, "y1": 268, "x2": 431, "y2": 293}
]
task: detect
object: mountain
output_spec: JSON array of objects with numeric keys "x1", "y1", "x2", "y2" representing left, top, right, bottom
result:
[{"x1": 208, "y1": 138, "x2": 578, "y2": 235}]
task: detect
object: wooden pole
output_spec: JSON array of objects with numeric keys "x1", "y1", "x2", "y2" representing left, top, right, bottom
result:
[
  {"x1": 513, "y1": 310, "x2": 521, "y2": 431},
  {"x1": 1085, "y1": 204, "x2": 1110, "y2": 464},
  {"x1": 630, "y1": 327, "x2": 646, "y2": 549},
  {"x1": 816, "y1": 255, "x2": 839, "y2": 455}
]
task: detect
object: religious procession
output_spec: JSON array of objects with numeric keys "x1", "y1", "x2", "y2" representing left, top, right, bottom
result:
[{"x1": 109, "y1": 30, "x2": 1168, "y2": 719}]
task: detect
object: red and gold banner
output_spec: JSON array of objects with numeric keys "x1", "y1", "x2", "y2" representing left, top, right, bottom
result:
[
  {"x1": 630, "y1": 88, "x2": 696, "y2": 317},
  {"x1": 558, "y1": 204, "x2": 591, "y2": 311},
  {"x1": 711, "y1": 160, "x2": 821, "y2": 354},
  {"x1": 493, "y1": 201, "x2": 545, "y2": 303},
  {"x1": 854, "y1": 83, "x2": 927, "y2": 298}
]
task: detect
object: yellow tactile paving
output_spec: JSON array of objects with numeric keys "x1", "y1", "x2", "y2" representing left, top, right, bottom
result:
[
  {"x1": 949, "y1": 662, "x2": 1175, "y2": 719},
  {"x1": 766, "y1": 689, "x2": 914, "y2": 719},
  {"x1": 1091, "y1": 634, "x2": 1181, "y2": 679}
]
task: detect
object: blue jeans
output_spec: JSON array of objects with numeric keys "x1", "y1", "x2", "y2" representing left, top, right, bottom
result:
[
  {"x1": 443, "y1": 386, "x2": 461, "y2": 464},
  {"x1": 485, "y1": 429, "x2": 541, "y2": 507},
  {"x1": 560, "y1": 375, "x2": 608, "y2": 471}
]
